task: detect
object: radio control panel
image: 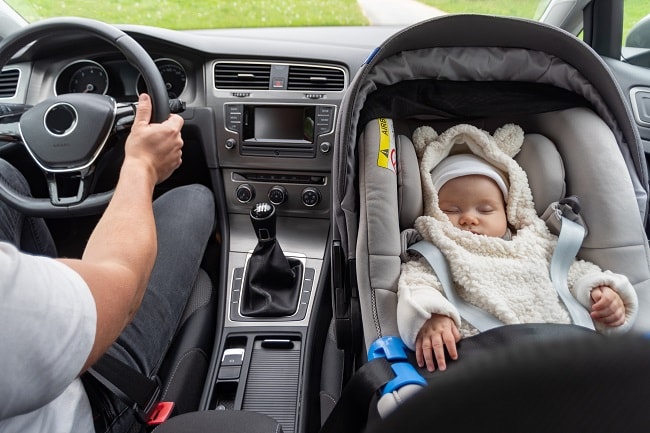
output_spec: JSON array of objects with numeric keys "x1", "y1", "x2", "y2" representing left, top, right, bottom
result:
[
  {"x1": 224, "y1": 169, "x2": 329, "y2": 218},
  {"x1": 222, "y1": 103, "x2": 335, "y2": 159},
  {"x1": 217, "y1": 101, "x2": 337, "y2": 217}
]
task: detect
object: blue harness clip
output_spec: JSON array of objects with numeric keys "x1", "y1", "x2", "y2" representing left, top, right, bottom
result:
[{"x1": 367, "y1": 336, "x2": 426, "y2": 395}]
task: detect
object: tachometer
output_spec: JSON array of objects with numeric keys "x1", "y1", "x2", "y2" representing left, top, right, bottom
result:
[
  {"x1": 55, "y1": 60, "x2": 109, "y2": 95},
  {"x1": 136, "y1": 58, "x2": 187, "y2": 99}
]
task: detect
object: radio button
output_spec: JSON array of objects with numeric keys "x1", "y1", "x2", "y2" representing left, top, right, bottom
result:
[
  {"x1": 301, "y1": 187, "x2": 321, "y2": 207},
  {"x1": 225, "y1": 104, "x2": 243, "y2": 133},
  {"x1": 315, "y1": 105, "x2": 334, "y2": 135},
  {"x1": 236, "y1": 184, "x2": 255, "y2": 203},
  {"x1": 225, "y1": 138, "x2": 237, "y2": 150},
  {"x1": 268, "y1": 185, "x2": 288, "y2": 206},
  {"x1": 319, "y1": 141, "x2": 331, "y2": 153}
]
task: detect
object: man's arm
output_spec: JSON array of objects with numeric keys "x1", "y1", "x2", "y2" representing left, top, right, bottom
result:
[{"x1": 58, "y1": 93, "x2": 184, "y2": 371}]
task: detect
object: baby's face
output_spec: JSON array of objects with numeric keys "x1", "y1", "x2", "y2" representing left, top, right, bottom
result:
[{"x1": 437, "y1": 174, "x2": 508, "y2": 237}]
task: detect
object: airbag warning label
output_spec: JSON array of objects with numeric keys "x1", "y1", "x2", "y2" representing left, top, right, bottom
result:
[{"x1": 377, "y1": 118, "x2": 396, "y2": 173}]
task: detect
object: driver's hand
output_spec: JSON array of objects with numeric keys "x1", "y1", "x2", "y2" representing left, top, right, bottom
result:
[
  {"x1": 124, "y1": 93, "x2": 184, "y2": 184},
  {"x1": 415, "y1": 314, "x2": 460, "y2": 372}
]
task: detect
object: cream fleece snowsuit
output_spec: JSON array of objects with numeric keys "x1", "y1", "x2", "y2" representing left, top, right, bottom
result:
[{"x1": 396, "y1": 123, "x2": 638, "y2": 350}]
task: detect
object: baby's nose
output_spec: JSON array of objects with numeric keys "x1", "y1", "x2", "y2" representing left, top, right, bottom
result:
[{"x1": 459, "y1": 211, "x2": 479, "y2": 225}]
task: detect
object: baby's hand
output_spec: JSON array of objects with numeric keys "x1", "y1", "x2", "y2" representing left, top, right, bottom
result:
[
  {"x1": 590, "y1": 285, "x2": 625, "y2": 327},
  {"x1": 415, "y1": 314, "x2": 460, "y2": 372}
]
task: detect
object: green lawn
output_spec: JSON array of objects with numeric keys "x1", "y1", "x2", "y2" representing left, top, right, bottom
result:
[
  {"x1": 7, "y1": 0, "x2": 648, "y2": 41},
  {"x1": 12, "y1": 0, "x2": 369, "y2": 29},
  {"x1": 421, "y1": 0, "x2": 541, "y2": 19},
  {"x1": 421, "y1": 0, "x2": 648, "y2": 42}
]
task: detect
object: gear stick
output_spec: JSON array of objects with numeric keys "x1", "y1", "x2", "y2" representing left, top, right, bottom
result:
[{"x1": 240, "y1": 202, "x2": 303, "y2": 317}]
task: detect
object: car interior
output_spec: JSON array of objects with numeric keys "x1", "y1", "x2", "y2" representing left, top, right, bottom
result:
[{"x1": 1, "y1": 0, "x2": 650, "y2": 432}]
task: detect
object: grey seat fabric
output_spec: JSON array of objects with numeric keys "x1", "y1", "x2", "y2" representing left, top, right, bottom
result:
[
  {"x1": 157, "y1": 268, "x2": 217, "y2": 415},
  {"x1": 354, "y1": 107, "x2": 650, "y2": 350}
]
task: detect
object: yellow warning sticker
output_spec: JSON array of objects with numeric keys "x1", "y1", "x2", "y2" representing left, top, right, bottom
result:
[{"x1": 377, "y1": 118, "x2": 396, "y2": 173}]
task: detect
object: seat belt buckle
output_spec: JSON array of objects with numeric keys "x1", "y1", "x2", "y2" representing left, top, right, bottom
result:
[
  {"x1": 133, "y1": 376, "x2": 168, "y2": 425},
  {"x1": 146, "y1": 401, "x2": 175, "y2": 426}
]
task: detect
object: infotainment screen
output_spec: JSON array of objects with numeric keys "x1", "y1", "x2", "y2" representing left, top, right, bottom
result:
[{"x1": 243, "y1": 106, "x2": 315, "y2": 143}]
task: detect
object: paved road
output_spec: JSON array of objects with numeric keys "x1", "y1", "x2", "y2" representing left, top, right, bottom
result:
[{"x1": 357, "y1": 0, "x2": 445, "y2": 26}]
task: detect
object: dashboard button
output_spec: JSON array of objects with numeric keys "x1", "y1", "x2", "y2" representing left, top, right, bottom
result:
[
  {"x1": 268, "y1": 185, "x2": 288, "y2": 205},
  {"x1": 225, "y1": 138, "x2": 237, "y2": 150},
  {"x1": 236, "y1": 184, "x2": 255, "y2": 203},
  {"x1": 301, "y1": 187, "x2": 321, "y2": 207}
]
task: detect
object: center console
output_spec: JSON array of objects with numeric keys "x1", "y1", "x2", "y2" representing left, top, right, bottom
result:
[{"x1": 200, "y1": 59, "x2": 345, "y2": 433}]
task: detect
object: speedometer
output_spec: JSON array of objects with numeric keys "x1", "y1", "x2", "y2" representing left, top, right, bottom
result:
[
  {"x1": 136, "y1": 58, "x2": 187, "y2": 99},
  {"x1": 55, "y1": 60, "x2": 109, "y2": 95}
]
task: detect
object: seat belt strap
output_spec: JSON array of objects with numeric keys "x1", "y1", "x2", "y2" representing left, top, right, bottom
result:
[
  {"x1": 88, "y1": 353, "x2": 163, "y2": 423},
  {"x1": 550, "y1": 215, "x2": 595, "y2": 330},
  {"x1": 408, "y1": 240, "x2": 503, "y2": 332},
  {"x1": 319, "y1": 357, "x2": 395, "y2": 433}
]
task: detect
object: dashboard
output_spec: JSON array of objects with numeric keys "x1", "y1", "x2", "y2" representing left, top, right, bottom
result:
[{"x1": 0, "y1": 25, "x2": 401, "y2": 217}]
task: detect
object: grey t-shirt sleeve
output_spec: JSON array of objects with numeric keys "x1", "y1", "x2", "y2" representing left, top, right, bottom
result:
[{"x1": 0, "y1": 242, "x2": 96, "y2": 419}]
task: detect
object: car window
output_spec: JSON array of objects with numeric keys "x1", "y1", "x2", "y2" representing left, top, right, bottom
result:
[
  {"x1": 3, "y1": 0, "x2": 549, "y2": 28},
  {"x1": 624, "y1": 3, "x2": 650, "y2": 67}
]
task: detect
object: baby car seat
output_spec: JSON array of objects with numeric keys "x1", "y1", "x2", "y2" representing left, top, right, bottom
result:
[{"x1": 330, "y1": 13, "x2": 650, "y2": 431}]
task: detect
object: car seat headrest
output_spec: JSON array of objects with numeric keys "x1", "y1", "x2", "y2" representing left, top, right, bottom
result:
[
  {"x1": 514, "y1": 133, "x2": 566, "y2": 216},
  {"x1": 397, "y1": 130, "x2": 566, "y2": 229}
]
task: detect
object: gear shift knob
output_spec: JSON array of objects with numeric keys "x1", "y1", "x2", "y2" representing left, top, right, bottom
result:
[{"x1": 250, "y1": 202, "x2": 276, "y2": 241}]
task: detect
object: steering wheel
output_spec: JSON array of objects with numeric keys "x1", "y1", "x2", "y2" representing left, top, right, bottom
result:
[{"x1": 0, "y1": 17, "x2": 169, "y2": 217}]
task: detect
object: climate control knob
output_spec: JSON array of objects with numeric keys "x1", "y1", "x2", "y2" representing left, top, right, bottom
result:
[
  {"x1": 268, "y1": 185, "x2": 288, "y2": 205},
  {"x1": 236, "y1": 184, "x2": 255, "y2": 203},
  {"x1": 301, "y1": 187, "x2": 321, "y2": 207}
]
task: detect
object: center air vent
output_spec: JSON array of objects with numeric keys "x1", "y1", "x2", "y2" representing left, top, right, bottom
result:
[
  {"x1": 214, "y1": 62, "x2": 271, "y2": 89},
  {"x1": 287, "y1": 65, "x2": 344, "y2": 91},
  {"x1": 0, "y1": 68, "x2": 20, "y2": 98}
]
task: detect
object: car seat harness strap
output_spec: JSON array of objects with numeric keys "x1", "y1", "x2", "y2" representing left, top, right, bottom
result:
[
  {"x1": 408, "y1": 196, "x2": 594, "y2": 331},
  {"x1": 408, "y1": 240, "x2": 503, "y2": 332},
  {"x1": 549, "y1": 198, "x2": 595, "y2": 330}
]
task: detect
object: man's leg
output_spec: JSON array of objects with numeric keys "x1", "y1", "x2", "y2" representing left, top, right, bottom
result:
[
  {"x1": 88, "y1": 183, "x2": 215, "y2": 432},
  {"x1": 0, "y1": 159, "x2": 57, "y2": 256}
]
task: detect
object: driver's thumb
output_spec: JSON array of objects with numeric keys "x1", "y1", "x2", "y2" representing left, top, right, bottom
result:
[{"x1": 135, "y1": 93, "x2": 152, "y2": 125}]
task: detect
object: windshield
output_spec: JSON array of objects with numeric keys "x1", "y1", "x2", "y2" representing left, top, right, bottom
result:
[
  {"x1": 3, "y1": 0, "x2": 546, "y2": 29},
  {"x1": 1, "y1": 0, "x2": 648, "y2": 48}
]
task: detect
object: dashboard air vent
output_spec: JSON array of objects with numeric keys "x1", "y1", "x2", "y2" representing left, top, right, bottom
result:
[
  {"x1": 0, "y1": 68, "x2": 19, "y2": 98},
  {"x1": 287, "y1": 65, "x2": 344, "y2": 91},
  {"x1": 214, "y1": 62, "x2": 271, "y2": 89}
]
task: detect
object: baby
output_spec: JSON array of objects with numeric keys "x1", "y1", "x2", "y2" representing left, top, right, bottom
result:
[{"x1": 397, "y1": 125, "x2": 638, "y2": 373}]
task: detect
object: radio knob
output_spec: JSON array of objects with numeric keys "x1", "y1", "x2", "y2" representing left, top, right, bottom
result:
[
  {"x1": 236, "y1": 184, "x2": 255, "y2": 203},
  {"x1": 301, "y1": 187, "x2": 321, "y2": 207},
  {"x1": 268, "y1": 185, "x2": 288, "y2": 205},
  {"x1": 225, "y1": 138, "x2": 237, "y2": 150},
  {"x1": 319, "y1": 141, "x2": 332, "y2": 153}
]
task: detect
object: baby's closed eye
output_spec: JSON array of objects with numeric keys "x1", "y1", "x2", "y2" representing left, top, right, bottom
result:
[
  {"x1": 477, "y1": 205, "x2": 495, "y2": 213},
  {"x1": 441, "y1": 206, "x2": 461, "y2": 214}
]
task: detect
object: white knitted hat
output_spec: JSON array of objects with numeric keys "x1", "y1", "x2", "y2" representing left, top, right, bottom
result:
[{"x1": 430, "y1": 154, "x2": 509, "y2": 201}]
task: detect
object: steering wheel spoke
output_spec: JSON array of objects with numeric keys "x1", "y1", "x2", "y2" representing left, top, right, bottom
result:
[
  {"x1": 0, "y1": 103, "x2": 28, "y2": 144},
  {"x1": 45, "y1": 169, "x2": 94, "y2": 206}
]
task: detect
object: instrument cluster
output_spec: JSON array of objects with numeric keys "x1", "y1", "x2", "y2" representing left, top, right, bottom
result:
[{"x1": 54, "y1": 57, "x2": 187, "y2": 100}]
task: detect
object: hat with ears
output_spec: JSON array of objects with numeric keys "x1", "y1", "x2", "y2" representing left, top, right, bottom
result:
[{"x1": 430, "y1": 153, "x2": 509, "y2": 201}]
